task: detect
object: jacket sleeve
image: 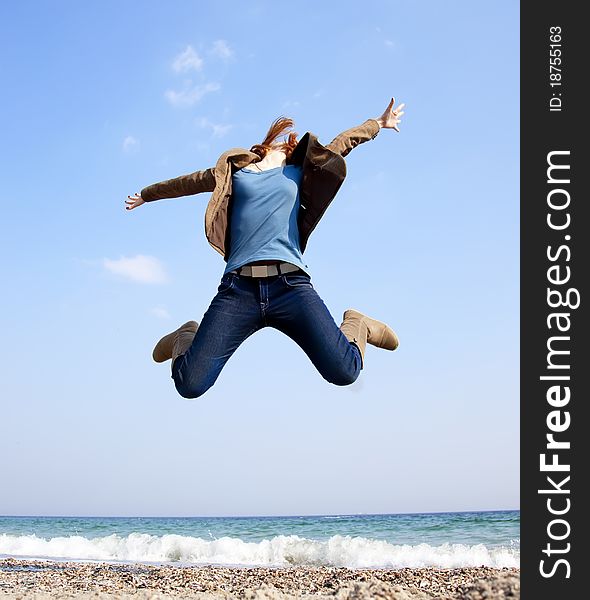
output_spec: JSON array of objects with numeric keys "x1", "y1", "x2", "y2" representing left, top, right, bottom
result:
[
  {"x1": 325, "y1": 118, "x2": 381, "y2": 158},
  {"x1": 140, "y1": 167, "x2": 216, "y2": 202}
]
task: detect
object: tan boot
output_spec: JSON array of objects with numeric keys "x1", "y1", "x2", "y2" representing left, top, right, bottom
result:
[
  {"x1": 340, "y1": 309, "x2": 399, "y2": 366},
  {"x1": 152, "y1": 320, "x2": 198, "y2": 364}
]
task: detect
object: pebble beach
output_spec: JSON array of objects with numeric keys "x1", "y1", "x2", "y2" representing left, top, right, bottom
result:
[{"x1": 0, "y1": 559, "x2": 519, "y2": 599}]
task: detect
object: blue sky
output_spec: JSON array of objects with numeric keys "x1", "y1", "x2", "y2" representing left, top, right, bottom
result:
[{"x1": 0, "y1": 1, "x2": 519, "y2": 517}]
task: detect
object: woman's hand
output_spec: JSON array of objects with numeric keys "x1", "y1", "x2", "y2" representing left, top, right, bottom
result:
[
  {"x1": 125, "y1": 193, "x2": 145, "y2": 211},
  {"x1": 376, "y1": 97, "x2": 405, "y2": 132}
]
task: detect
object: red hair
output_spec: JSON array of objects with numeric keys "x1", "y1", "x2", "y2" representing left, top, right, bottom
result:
[{"x1": 250, "y1": 116, "x2": 298, "y2": 160}]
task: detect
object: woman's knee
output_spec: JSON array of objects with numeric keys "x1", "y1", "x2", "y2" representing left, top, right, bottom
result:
[
  {"x1": 324, "y1": 367, "x2": 360, "y2": 387},
  {"x1": 320, "y1": 347, "x2": 362, "y2": 387},
  {"x1": 173, "y1": 371, "x2": 214, "y2": 399},
  {"x1": 171, "y1": 355, "x2": 217, "y2": 398}
]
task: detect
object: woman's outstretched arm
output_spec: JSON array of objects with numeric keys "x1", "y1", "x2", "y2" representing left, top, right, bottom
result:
[
  {"x1": 125, "y1": 167, "x2": 216, "y2": 211},
  {"x1": 326, "y1": 97, "x2": 405, "y2": 157}
]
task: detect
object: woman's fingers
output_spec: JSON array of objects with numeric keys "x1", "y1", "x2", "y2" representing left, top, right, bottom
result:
[{"x1": 125, "y1": 193, "x2": 144, "y2": 210}]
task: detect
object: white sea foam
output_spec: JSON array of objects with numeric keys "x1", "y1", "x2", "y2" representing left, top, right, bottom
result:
[{"x1": 0, "y1": 533, "x2": 519, "y2": 568}]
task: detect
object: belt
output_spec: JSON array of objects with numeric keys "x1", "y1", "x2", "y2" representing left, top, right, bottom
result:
[{"x1": 231, "y1": 262, "x2": 302, "y2": 277}]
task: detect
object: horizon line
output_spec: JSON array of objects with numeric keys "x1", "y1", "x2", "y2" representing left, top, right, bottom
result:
[{"x1": 0, "y1": 508, "x2": 520, "y2": 520}]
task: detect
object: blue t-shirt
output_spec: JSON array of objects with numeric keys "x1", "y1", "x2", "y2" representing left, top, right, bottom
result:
[{"x1": 224, "y1": 164, "x2": 309, "y2": 275}]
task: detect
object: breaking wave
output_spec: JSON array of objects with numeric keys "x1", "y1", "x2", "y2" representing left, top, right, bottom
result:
[{"x1": 0, "y1": 533, "x2": 519, "y2": 568}]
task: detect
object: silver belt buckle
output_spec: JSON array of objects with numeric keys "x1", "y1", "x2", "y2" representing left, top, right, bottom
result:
[{"x1": 250, "y1": 265, "x2": 269, "y2": 277}]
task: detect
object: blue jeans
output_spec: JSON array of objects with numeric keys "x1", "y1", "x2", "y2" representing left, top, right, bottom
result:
[{"x1": 172, "y1": 271, "x2": 362, "y2": 398}]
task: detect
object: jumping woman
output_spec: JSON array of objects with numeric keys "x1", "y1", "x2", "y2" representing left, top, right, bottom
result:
[{"x1": 126, "y1": 97, "x2": 404, "y2": 398}]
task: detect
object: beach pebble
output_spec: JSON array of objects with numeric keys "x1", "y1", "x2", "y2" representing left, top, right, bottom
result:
[{"x1": 0, "y1": 558, "x2": 520, "y2": 599}]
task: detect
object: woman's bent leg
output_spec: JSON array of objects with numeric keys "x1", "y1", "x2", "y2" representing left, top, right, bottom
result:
[
  {"x1": 266, "y1": 276, "x2": 362, "y2": 386},
  {"x1": 173, "y1": 274, "x2": 262, "y2": 398}
]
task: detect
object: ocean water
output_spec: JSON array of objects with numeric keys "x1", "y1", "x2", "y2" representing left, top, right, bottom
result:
[{"x1": 0, "y1": 511, "x2": 519, "y2": 569}]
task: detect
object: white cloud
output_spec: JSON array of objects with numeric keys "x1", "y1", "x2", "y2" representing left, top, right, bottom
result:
[
  {"x1": 103, "y1": 255, "x2": 168, "y2": 284},
  {"x1": 165, "y1": 82, "x2": 220, "y2": 108},
  {"x1": 122, "y1": 135, "x2": 139, "y2": 153},
  {"x1": 150, "y1": 306, "x2": 171, "y2": 319},
  {"x1": 195, "y1": 116, "x2": 232, "y2": 138},
  {"x1": 172, "y1": 45, "x2": 203, "y2": 72},
  {"x1": 210, "y1": 39, "x2": 233, "y2": 61},
  {"x1": 384, "y1": 39, "x2": 394, "y2": 47}
]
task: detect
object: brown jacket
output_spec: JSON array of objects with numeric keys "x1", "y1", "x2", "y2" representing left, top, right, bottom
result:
[{"x1": 140, "y1": 118, "x2": 380, "y2": 259}]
